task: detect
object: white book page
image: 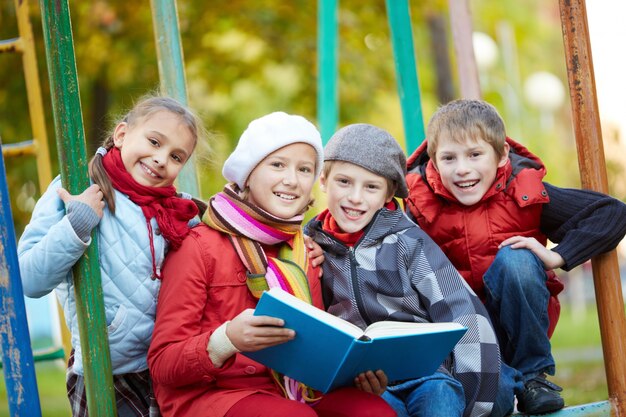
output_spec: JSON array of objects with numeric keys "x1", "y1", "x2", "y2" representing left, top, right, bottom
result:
[
  {"x1": 266, "y1": 288, "x2": 364, "y2": 338},
  {"x1": 363, "y1": 321, "x2": 465, "y2": 339}
]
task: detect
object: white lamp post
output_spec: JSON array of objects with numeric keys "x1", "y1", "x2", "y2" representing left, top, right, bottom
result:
[{"x1": 523, "y1": 71, "x2": 565, "y2": 130}]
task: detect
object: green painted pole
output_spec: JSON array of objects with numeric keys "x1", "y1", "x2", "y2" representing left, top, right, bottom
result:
[
  {"x1": 385, "y1": 0, "x2": 425, "y2": 153},
  {"x1": 317, "y1": 0, "x2": 338, "y2": 144},
  {"x1": 150, "y1": 0, "x2": 200, "y2": 196},
  {"x1": 38, "y1": 1, "x2": 117, "y2": 416}
]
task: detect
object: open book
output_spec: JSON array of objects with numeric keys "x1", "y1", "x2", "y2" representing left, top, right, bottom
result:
[{"x1": 243, "y1": 288, "x2": 467, "y2": 393}]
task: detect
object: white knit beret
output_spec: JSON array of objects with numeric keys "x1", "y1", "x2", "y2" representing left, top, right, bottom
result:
[{"x1": 222, "y1": 111, "x2": 324, "y2": 189}]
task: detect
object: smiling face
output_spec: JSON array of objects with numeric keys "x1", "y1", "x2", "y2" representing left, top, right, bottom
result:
[
  {"x1": 245, "y1": 143, "x2": 317, "y2": 219},
  {"x1": 321, "y1": 161, "x2": 392, "y2": 233},
  {"x1": 433, "y1": 134, "x2": 509, "y2": 206},
  {"x1": 113, "y1": 110, "x2": 196, "y2": 188}
]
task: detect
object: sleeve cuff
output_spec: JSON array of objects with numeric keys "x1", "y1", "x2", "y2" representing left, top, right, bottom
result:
[
  {"x1": 207, "y1": 321, "x2": 240, "y2": 367},
  {"x1": 66, "y1": 201, "x2": 100, "y2": 242}
]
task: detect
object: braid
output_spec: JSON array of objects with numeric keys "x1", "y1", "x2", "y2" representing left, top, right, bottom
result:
[{"x1": 88, "y1": 135, "x2": 117, "y2": 214}]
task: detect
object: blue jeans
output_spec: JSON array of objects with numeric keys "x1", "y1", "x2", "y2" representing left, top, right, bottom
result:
[
  {"x1": 382, "y1": 372, "x2": 465, "y2": 417},
  {"x1": 491, "y1": 363, "x2": 524, "y2": 417},
  {"x1": 483, "y1": 246, "x2": 556, "y2": 382}
]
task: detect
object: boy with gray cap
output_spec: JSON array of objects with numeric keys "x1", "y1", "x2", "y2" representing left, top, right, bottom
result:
[{"x1": 305, "y1": 124, "x2": 502, "y2": 417}]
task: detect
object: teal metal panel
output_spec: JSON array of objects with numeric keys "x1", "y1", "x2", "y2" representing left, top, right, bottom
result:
[
  {"x1": 317, "y1": 0, "x2": 338, "y2": 144},
  {"x1": 150, "y1": 0, "x2": 200, "y2": 196},
  {"x1": 385, "y1": 0, "x2": 425, "y2": 153},
  {"x1": 515, "y1": 401, "x2": 610, "y2": 416}
]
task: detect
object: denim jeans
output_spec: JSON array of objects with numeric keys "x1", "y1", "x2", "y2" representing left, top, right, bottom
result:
[
  {"x1": 382, "y1": 372, "x2": 465, "y2": 417},
  {"x1": 483, "y1": 246, "x2": 556, "y2": 382},
  {"x1": 491, "y1": 363, "x2": 524, "y2": 417}
]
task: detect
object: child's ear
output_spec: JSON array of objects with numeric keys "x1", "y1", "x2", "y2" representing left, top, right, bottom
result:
[
  {"x1": 112, "y1": 123, "x2": 128, "y2": 148},
  {"x1": 497, "y1": 142, "x2": 511, "y2": 168},
  {"x1": 430, "y1": 154, "x2": 440, "y2": 172},
  {"x1": 319, "y1": 173, "x2": 328, "y2": 193}
]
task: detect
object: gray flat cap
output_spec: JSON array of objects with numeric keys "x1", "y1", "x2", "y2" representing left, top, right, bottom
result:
[{"x1": 324, "y1": 123, "x2": 408, "y2": 198}]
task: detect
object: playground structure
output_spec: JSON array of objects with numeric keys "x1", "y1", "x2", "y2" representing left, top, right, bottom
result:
[{"x1": 1, "y1": 0, "x2": 625, "y2": 416}]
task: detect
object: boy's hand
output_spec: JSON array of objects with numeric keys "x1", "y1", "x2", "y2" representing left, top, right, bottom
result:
[
  {"x1": 354, "y1": 370, "x2": 388, "y2": 396},
  {"x1": 499, "y1": 236, "x2": 565, "y2": 269},
  {"x1": 226, "y1": 309, "x2": 295, "y2": 352},
  {"x1": 304, "y1": 235, "x2": 325, "y2": 277},
  {"x1": 58, "y1": 185, "x2": 105, "y2": 219}
]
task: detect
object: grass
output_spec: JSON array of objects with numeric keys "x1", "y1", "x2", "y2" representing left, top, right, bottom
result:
[
  {"x1": 0, "y1": 360, "x2": 70, "y2": 417},
  {"x1": 0, "y1": 304, "x2": 614, "y2": 416},
  {"x1": 550, "y1": 305, "x2": 608, "y2": 406}
]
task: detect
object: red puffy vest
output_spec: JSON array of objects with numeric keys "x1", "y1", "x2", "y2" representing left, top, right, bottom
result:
[{"x1": 405, "y1": 138, "x2": 564, "y2": 337}]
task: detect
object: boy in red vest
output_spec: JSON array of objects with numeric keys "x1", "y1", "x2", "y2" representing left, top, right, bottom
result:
[{"x1": 405, "y1": 99, "x2": 626, "y2": 414}]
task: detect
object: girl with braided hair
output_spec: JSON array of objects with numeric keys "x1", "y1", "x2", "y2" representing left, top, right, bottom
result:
[{"x1": 19, "y1": 95, "x2": 205, "y2": 416}]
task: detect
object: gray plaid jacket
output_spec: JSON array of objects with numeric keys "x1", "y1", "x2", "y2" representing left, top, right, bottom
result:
[{"x1": 306, "y1": 206, "x2": 500, "y2": 417}]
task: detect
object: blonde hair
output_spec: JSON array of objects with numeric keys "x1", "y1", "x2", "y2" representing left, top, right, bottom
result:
[
  {"x1": 426, "y1": 99, "x2": 507, "y2": 162},
  {"x1": 322, "y1": 160, "x2": 396, "y2": 200},
  {"x1": 88, "y1": 95, "x2": 206, "y2": 214}
]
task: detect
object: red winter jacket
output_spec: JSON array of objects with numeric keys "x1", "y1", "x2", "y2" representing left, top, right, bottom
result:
[
  {"x1": 405, "y1": 138, "x2": 563, "y2": 337},
  {"x1": 148, "y1": 224, "x2": 323, "y2": 417}
]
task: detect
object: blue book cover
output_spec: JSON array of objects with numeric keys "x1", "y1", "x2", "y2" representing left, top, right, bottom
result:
[{"x1": 243, "y1": 288, "x2": 467, "y2": 393}]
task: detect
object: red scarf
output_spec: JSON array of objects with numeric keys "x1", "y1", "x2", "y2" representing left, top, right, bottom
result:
[
  {"x1": 318, "y1": 201, "x2": 396, "y2": 246},
  {"x1": 102, "y1": 147, "x2": 198, "y2": 278}
]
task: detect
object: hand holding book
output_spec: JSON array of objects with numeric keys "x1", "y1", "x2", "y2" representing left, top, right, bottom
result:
[
  {"x1": 226, "y1": 308, "x2": 295, "y2": 352},
  {"x1": 243, "y1": 288, "x2": 467, "y2": 393}
]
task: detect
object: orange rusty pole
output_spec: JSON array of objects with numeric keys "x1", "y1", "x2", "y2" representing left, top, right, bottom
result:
[{"x1": 558, "y1": 1, "x2": 626, "y2": 416}]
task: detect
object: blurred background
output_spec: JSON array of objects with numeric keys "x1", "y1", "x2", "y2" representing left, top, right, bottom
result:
[{"x1": 1, "y1": 0, "x2": 625, "y2": 415}]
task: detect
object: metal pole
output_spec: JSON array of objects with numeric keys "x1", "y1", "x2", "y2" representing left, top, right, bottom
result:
[
  {"x1": 558, "y1": 1, "x2": 626, "y2": 416},
  {"x1": 317, "y1": 0, "x2": 338, "y2": 144},
  {"x1": 0, "y1": 144, "x2": 42, "y2": 417},
  {"x1": 448, "y1": 0, "x2": 481, "y2": 100},
  {"x1": 14, "y1": 0, "x2": 73, "y2": 364},
  {"x1": 38, "y1": 1, "x2": 117, "y2": 415},
  {"x1": 14, "y1": 0, "x2": 52, "y2": 191},
  {"x1": 385, "y1": 0, "x2": 425, "y2": 153},
  {"x1": 150, "y1": 0, "x2": 200, "y2": 196}
]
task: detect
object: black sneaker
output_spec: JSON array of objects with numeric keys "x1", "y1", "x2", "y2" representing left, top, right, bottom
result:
[{"x1": 516, "y1": 374, "x2": 564, "y2": 414}]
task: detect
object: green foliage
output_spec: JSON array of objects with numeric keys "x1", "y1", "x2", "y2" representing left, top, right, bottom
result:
[
  {"x1": 550, "y1": 304, "x2": 608, "y2": 406},
  {"x1": 0, "y1": 362, "x2": 70, "y2": 417},
  {"x1": 3, "y1": 0, "x2": 624, "y2": 222},
  {"x1": 0, "y1": 0, "x2": 624, "y2": 267}
]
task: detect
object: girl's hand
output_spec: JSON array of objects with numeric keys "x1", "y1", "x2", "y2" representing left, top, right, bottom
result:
[
  {"x1": 226, "y1": 309, "x2": 295, "y2": 352},
  {"x1": 354, "y1": 370, "x2": 388, "y2": 396},
  {"x1": 58, "y1": 184, "x2": 105, "y2": 218},
  {"x1": 304, "y1": 235, "x2": 325, "y2": 277},
  {"x1": 499, "y1": 236, "x2": 565, "y2": 269}
]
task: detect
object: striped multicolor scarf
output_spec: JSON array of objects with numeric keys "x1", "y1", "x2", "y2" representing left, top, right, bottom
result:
[{"x1": 203, "y1": 184, "x2": 320, "y2": 403}]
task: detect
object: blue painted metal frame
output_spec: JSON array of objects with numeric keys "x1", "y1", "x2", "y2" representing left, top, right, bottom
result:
[{"x1": 0, "y1": 144, "x2": 42, "y2": 417}]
